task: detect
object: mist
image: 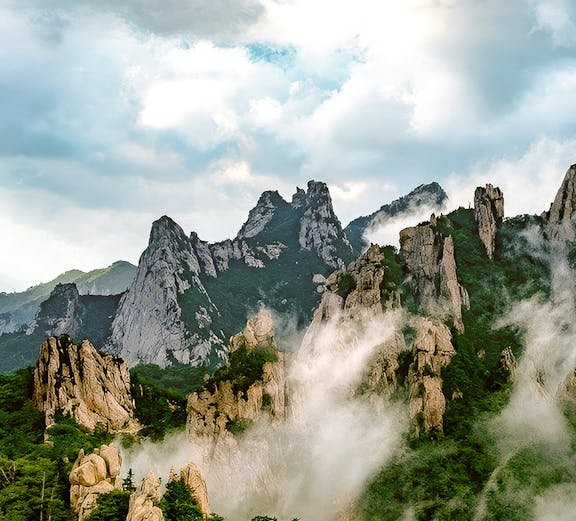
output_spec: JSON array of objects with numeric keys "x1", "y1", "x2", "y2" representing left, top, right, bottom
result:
[
  {"x1": 122, "y1": 308, "x2": 408, "y2": 521},
  {"x1": 473, "y1": 237, "x2": 576, "y2": 520},
  {"x1": 362, "y1": 201, "x2": 446, "y2": 250}
]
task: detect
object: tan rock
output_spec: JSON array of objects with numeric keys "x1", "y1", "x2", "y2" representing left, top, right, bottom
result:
[
  {"x1": 69, "y1": 444, "x2": 122, "y2": 520},
  {"x1": 99, "y1": 444, "x2": 122, "y2": 477},
  {"x1": 498, "y1": 347, "x2": 517, "y2": 382},
  {"x1": 406, "y1": 318, "x2": 456, "y2": 436},
  {"x1": 33, "y1": 336, "x2": 139, "y2": 433},
  {"x1": 474, "y1": 184, "x2": 504, "y2": 259},
  {"x1": 179, "y1": 461, "x2": 211, "y2": 516},
  {"x1": 230, "y1": 308, "x2": 275, "y2": 353},
  {"x1": 126, "y1": 472, "x2": 164, "y2": 521},
  {"x1": 400, "y1": 220, "x2": 468, "y2": 332}
]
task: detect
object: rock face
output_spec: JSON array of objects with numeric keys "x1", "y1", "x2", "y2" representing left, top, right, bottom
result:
[
  {"x1": 344, "y1": 182, "x2": 448, "y2": 255},
  {"x1": 177, "y1": 461, "x2": 211, "y2": 516},
  {"x1": 108, "y1": 216, "x2": 226, "y2": 368},
  {"x1": 0, "y1": 261, "x2": 136, "y2": 337},
  {"x1": 400, "y1": 217, "x2": 469, "y2": 332},
  {"x1": 306, "y1": 243, "x2": 457, "y2": 435},
  {"x1": 498, "y1": 346, "x2": 517, "y2": 382},
  {"x1": 126, "y1": 472, "x2": 164, "y2": 521},
  {"x1": 69, "y1": 444, "x2": 122, "y2": 521},
  {"x1": 298, "y1": 180, "x2": 351, "y2": 269},
  {"x1": 33, "y1": 335, "x2": 137, "y2": 432},
  {"x1": 108, "y1": 181, "x2": 353, "y2": 368},
  {"x1": 186, "y1": 309, "x2": 285, "y2": 463},
  {"x1": 546, "y1": 164, "x2": 576, "y2": 241},
  {"x1": 406, "y1": 318, "x2": 455, "y2": 436},
  {"x1": 474, "y1": 184, "x2": 504, "y2": 259}
]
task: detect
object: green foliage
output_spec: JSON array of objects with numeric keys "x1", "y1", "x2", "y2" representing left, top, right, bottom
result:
[
  {"x1": 261, "y1": 392, "x2": 273, "y2": 412},
  {"x1": 336, "y1": 272, "x2": 356, "y2": 298},
  {"x1": 0, "y1": 454, "x2": 70, "y2": 521},
  {"x1": 122, "y1": 468, "x2": 136, "y2": 493},
  {"x1": 361, "y1": 436, "x2": 496, "y2": 520},
  {"x1": 130, "y1": 371, "x2": 187, "y2": 441},
  {"x1": 160, "y1": 479, "x2": 204, "y2": 521},
  {"x1": 46, "y1": 414, "x2": 113, "y2": 461},
  {"x1": 131, "y1": 363, "x2": 208, "y2": 396},
  {"x1": 379, "y1": 245, "x2": 404, "y2": 292},
  {"x1": 0, "y1": 368, "x2": 44, "y2": 458},
  {"x1": 84, "y1": 489, "x2": 131, "y2": 521},
  {"x1": 205, "y1": 342, "x2": 278, "y2": 396},
  {"x1": 225, "y1": 418, "x2": 254, "y2": 436},
  {"x1": 448, "y1": 208, "x2": 549, "y2": 364}
]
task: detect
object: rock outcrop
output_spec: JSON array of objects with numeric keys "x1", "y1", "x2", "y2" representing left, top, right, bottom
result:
[
  {"x1": 305, "y1": 243, "x2": 457, "y2": 435},
  {"x1": 126, "y1": 472, "x2": 164, "y2": 521},
  {"x1": 474, "y1": 184, "x2": 504, "y2": 259},
  {"x1": 400, "y1": 217, "x2": 469, "y2": 332},
  {"x1": 298, "y1": 180, "x2": 352, "y2": 269},
  {"x1": 175, "y1": 461, "x2": 211, "y2": 516},
  {"x1": 498, "y1": 346, "x2": 517, "y2": 383},
  {"x1": 33, "y1": 335, "x2": 138, "y2": 432},
  {"x1": 27, "y1": 283, "x2": 121, "y2": 347},
  {"x1": 546, "y1": 164, "x2": 576, "y2": 242},
  {"x1": 69, "y1": 444, "x2": 122, "y2": 521},
  {"x1": 344, "y1": 182, "x2": 448, "y2": 255},
  {"x1": 406, "y1": 318, "x2": 455, "y2": 436},
  {"x1": 186, "y1": 309, "x2": 285, "y2": 465},
  {"x1": 0, "y1": 261, "x2": 135, "y2": 338}
]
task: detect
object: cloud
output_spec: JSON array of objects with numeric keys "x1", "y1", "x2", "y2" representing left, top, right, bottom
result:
[
  {"x1": 122, "y1": 309, "x2": 408, "y2": 521},
  {"x1": 17, "y1": 0, "x2": 265, "y2": 39},
  {"x1": 529, "y1": 0, "x2": 576, "y2": 47},
  {"x1": 2, "y1": 0, "x2": 576, "y2": 291},
  {"x1": 444, "y1": 137, "x2": 576, "y2": 217}
]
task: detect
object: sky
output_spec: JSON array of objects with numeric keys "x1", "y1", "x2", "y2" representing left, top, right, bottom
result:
[{"x1": 1, "y1": 0, "x2": 576, "y2": 292}]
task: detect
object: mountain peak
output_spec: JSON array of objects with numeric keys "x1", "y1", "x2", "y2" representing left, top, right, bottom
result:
[
  {"x1": 237, "y1": 190, "x2": 288, "y2": 240},
  {"x1": 149, "y1": 215, "x2": 187, "y2": 245}
]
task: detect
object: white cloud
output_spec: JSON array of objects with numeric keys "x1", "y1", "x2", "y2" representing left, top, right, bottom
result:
[
  {"x1": 445, "y1": 137, "x2": 576, "y2": 217},
  {"x1": 530, "y1": 0, "x2": 576, "y2": 47}
]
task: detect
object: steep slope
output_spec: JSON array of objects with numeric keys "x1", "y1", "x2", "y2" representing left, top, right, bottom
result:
[
  {"x1": 108, "y1": 216, "x2": 225, "y2": 368},
  {"x1": 0, "y1": 261, "x2": 136, "y2": 335},
  {"x1": 109, "y1": 181, "x2": 353, "y2": 368},
  {"x1": 344, "y1": 182, "x2": 448, "y2": 255}
]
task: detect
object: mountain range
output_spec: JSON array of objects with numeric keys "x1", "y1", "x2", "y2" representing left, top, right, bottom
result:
[
  {"x1": 0, "y1": 181, "x2": 446, "y2": 373},
  {"x1": 2, "y1": 164, "x2": 576, "y2": 521}
]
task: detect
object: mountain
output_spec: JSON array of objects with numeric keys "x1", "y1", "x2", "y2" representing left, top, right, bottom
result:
[
  {"x1": 0, "y1": 260, "x2": 136, "y2": 335},
  {"x1": 344, "y1": 182, "x2": 448, "y2": 255},
  {"x1": 0, "y1": 283, "x2": 122, "y2": 373},
  {"x1": 107, "y1": 180, "x2": 354, "y2": 368}
]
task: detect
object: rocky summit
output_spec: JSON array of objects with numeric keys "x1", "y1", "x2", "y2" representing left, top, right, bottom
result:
[{"x1": 107, "y1": 181, "x2": 354, "y2": 368}]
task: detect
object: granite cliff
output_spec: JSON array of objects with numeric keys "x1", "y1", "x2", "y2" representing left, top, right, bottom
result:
[{"x1": 33, "y1": 335, "x2": 138, "y2": 432}]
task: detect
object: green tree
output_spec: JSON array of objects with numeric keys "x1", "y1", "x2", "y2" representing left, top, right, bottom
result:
[
  {"x1": 84, "y1": 490, "x2": 131, "y2": 521},
  {"x1": 160, "y1": 479, "x2": 204, "y2": 521},
  {"x1": 122, "y1": 468, "x2": 136, "y2": 493}
]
